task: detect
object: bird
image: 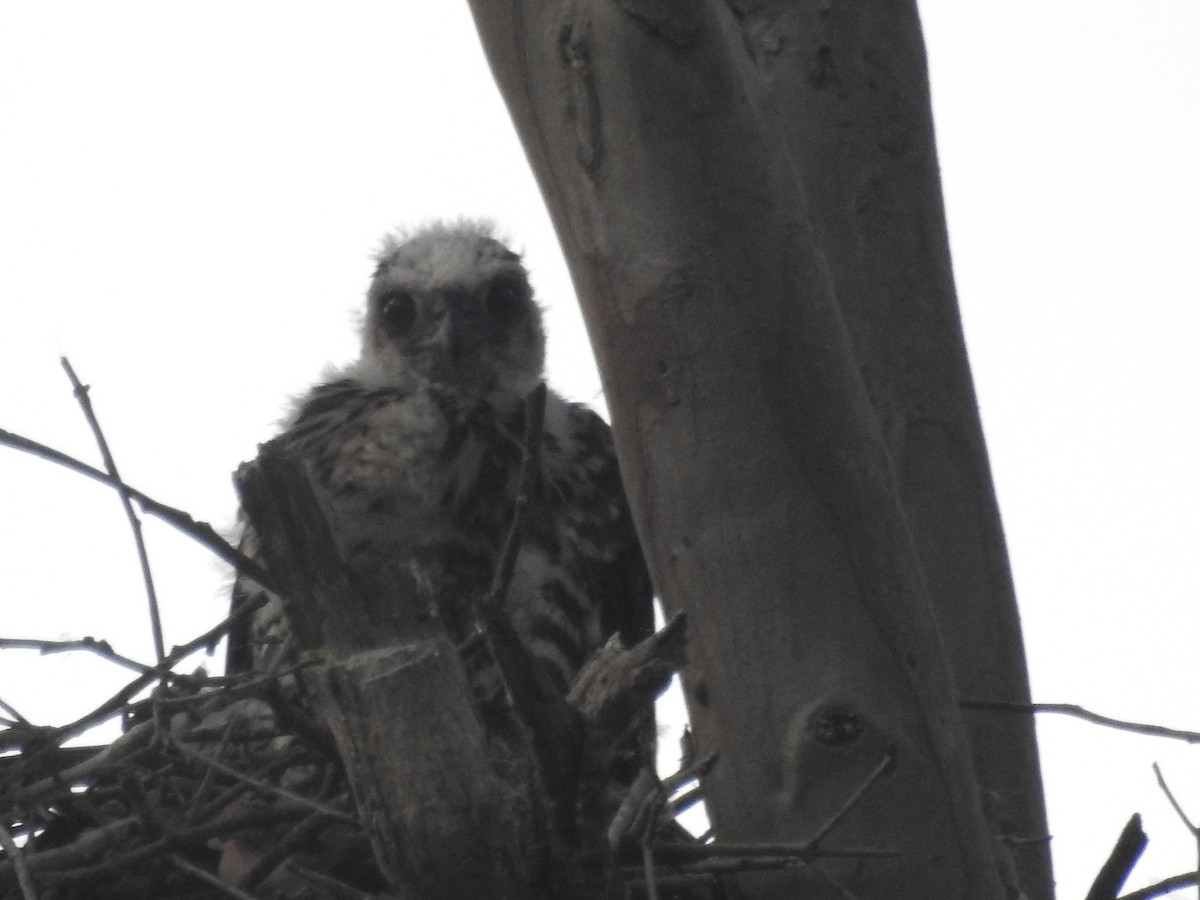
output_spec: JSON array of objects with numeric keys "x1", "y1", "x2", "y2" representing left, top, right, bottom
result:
[{"x1": 227, "y1": 219, "x2": 654, "y2": 720}]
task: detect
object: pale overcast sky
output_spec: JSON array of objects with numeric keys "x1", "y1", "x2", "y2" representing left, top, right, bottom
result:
[{"x1": 1, "y1": 4, "x2": 1197, "y2": 897}]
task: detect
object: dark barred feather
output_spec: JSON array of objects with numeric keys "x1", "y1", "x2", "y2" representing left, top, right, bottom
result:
[{"x1": 229, "y1": 378, "x2": 652, "y2": 704}]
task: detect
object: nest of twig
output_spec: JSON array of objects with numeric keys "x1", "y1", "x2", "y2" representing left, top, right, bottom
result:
[
  {"x1": 0, "y1": 616, "x2": 713, "y2": 900},
  {"x1": 0, "y1": 664, "x2": 385, "y2": 899}
]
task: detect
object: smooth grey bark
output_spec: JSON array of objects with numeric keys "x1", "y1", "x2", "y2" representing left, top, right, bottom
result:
[
  {"x1": 725, "y1": 3, "x2": 1052, "y2": 896},
  {"x1": 469, "y1": 2, "x2": 1044, "y2": 898}
]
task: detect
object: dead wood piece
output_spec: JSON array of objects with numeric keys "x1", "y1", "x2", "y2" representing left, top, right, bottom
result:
[
  {"x1": 569, "y1": 612, "x2": 688, "y2": 734},
  {"x1": 1086, "y1": 814, "x2": 1148, "y2": 900},
  {"x1": 236, "y1": 445, "x2": 552, "y2": 900}
]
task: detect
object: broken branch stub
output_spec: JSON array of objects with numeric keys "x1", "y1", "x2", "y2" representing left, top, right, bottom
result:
[
  {"x1": 569, "y1": 611, "x2": 687, "y2": 735},
  {"x1": 234, "y1": 443, "x2": 543, "y2": 900}
]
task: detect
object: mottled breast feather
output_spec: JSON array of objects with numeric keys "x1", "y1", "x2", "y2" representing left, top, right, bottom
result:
[{"x1": 229, "y1": 379, "x2": 653, "y2": 700}]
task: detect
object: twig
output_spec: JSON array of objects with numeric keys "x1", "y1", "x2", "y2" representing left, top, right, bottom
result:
[
  {"x1": 808, "y1": 746, "x2": 895, "y2": 848},
  {"x1": 0, "y1": 821, "x2": 39, "y2": 900},
  {"x1": 624, "y1": 855, "x2": 804, "y2": 878},
  {"x1": 652, "y1": 842, "x2": 898, "y2": 862},
  {"x1": 170, "y1": 853, "x2": 262, "y2": 900},
  {"x1": 183, "y1": 742, "x2": 321, "y2": 828},
  {"x1": 19, "y1": 595, "x2": 266, "y2": 767},
  {"x1": 0, "y1": 426, "x2": 270, "y2": 587},
  {"x1": 962, "y1": 700, "x2": 1200, "y2": 744},
  {"x1": 170, "y1": 738, "x2": 356, "y2": 825},
  {"x1": 1085, "y1": 814, "x2": 1148, "y2": 900},
  {"x1": 482, "y1": 381, "x2": 547, "y2": 614},
  {"x1": 1153, "y1": 763, "x2": 1199, "y2": 834},
  {"x1": 618, "y1": 776, "x2": 898, "y2": 898},
  {"x1": 0, "y1": 637, "x2": 157, "y2": 677},
  {"x1": 472, "y1": 383, "x2": 583, "y2": 823},
  {"x1": 61, "y1": 357, "x2": 165, "y2": 663},
  {"x1": 607, "y1": 767, "x2": 660, "y2": 851},
  {"x1": 1117, "y1": 872, "x2": 1200, "y2": 900},
  {"x1": 1153, "y1": 763, "x2": 1200, "y2": 900},
  {"x1": 810, "y1": 863, "x2": 865, "y2": 900},
  {"x1": 0, "y1": 696, "x2": 31, "y2": 725},
  {"x1": 13, "y1": 721, "x2": 153, "y2": 804},
  {"x1": 185, "y1": 716, "x2": 237, "y2": 825},
  {"x1": 660, "y1": 748, "x2": 717, "y2": 797},
  {"x1": 669, "y1": 785, "x2": 704, "y2": 817},
  {"x1": 29, "y1": 806, "x2": 311, "y2": 881},
  {"x1": 148, "y1": 662, "x2": 316, "y2": 707}
]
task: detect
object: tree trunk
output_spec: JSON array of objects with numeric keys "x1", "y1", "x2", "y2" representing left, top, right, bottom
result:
[
  {"x1": 468, "y1": 2, "x2": 1048, "y2": 898},
  {"x1": 725, "y1": 3, "x2": 1052, "y2": 895}
]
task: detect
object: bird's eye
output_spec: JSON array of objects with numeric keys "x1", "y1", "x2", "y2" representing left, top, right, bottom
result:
[
  {"x1": 485, "y1": 279, "x2": 527, "y2": 326},
  {"x1": 379, "y1": 291, "x2": 417, "y2": 336}
]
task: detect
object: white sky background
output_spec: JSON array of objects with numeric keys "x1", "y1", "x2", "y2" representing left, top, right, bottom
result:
[{"x1": 0, "y1": 3, "x2": 1197, "y2": 898}]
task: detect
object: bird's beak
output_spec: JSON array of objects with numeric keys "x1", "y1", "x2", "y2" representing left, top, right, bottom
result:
[{"x1": 443, "y1": 292, "x2": 480, "y2": 367}]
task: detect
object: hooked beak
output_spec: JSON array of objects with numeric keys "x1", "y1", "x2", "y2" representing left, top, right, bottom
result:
[{"x1": 432, "y1": 292, "x2": 482, "y2": 379}]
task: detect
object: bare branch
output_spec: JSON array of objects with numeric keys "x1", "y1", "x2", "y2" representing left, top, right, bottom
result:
[
  {"x1": 24, "y1": 806, "x2": 312, "y2": 881},
  {"x1": 963, "y1": 700, "x2": 1200, "y2": 744},
  {"x1": 473, "y1": 381, "x2": 583, "y2": 828},
  {"x1": 653, "y1": 842, "x2": 899, "y2": 863},
  {"x1": 0, "y1": 426, "x2": 270, "y2": 587},
  {"x1": 668, "y1": 786, "x2": 703, "y2": 818},
  {"x1": 1116, "y1": 872, "x2": 1200, "y2": 900},
  {"x1": 13, "y1": 594, "x2": 265, "y2": 763},
  {"x1": 186, "y1": 716, "x2": 236, "y2": 825},
  {"x1": 808, "y1": 747, "x2": 896, "y2": 848},
  {"x1": 660, "y1": 748, "x2": 717, "y2": 797},
  {"x1": 1153, "y1": 763, "x2": 1199, "y2": 835},
  {"x1": 1153, "y1": 762, "x2": 1200, "y2": 899},
  {"x1": 13, "y1": 721, "x2": 153, "y2": 804},
  {"x1": 809, "y1": 863, "x2": 866, "y2": 900},
  {"x1": 0, "y1": 637, "x2": 156, "y2": 677},
  {"x1": 481, "y1": 381, "x2": 547, "y2": 614},
  {"x1": 0, "y1": 696, "x2": 31, "y2": 726},
  {"x1": 170, "y1": 739, "x2": 356, "y2": 825},
  {"x1": 61, "y1": 357, "x2": 165, "y2": 663}
]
